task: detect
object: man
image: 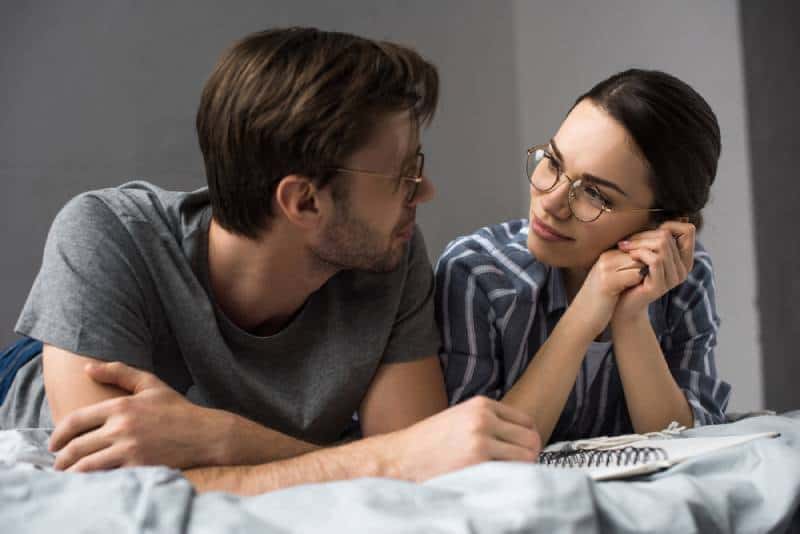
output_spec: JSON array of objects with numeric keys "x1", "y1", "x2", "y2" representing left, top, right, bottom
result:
[{"x1": 0, "y1": 27, "x2": 540, "y2": 494}]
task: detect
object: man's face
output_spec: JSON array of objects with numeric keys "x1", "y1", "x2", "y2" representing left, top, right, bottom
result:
[{"x1": 311, "y1": 111, "x2": 435, "y2": 273}]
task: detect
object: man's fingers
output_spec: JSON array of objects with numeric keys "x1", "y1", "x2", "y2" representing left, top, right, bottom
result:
[
  {"x1": 483, "y1": 399, "x2": 535, "y2": 429},
  {"x1": 85, "y1": 361, "x2": 160, "y2": 394},
  {"x1": 491, "y1": 415, "x2": 542, "y2": 452},
  {"x1": 66, "y1": 446, "x2": 125, "y2": 473},
  {"x1": 486, "y1": 438, "x2": 539, "y2": 463},
  {"x1": 49, "y1": 401, "x2": 115, "y2": 452},
  {"x1": 53, "y1": 428, "x2": 111, "y2": 471}
]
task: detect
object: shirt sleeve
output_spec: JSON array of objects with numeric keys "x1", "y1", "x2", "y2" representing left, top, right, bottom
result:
[
  {"x1": 662, "y1": 244, "x2": 731, "y2": 426},
  {"x1": 378, "y1": 227, "x2": 441, "y2": 364},
  {"x1": 435, "y1": 239, "x2": 503, "y2": 405},
  {"x1": 14, "y1": 192, "x2": 154, "y2": 370}
]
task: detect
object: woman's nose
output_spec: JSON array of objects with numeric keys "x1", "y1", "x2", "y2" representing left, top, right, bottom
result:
[{"x1": 536, "y1": 179, "x2": 572, "y2": 220}]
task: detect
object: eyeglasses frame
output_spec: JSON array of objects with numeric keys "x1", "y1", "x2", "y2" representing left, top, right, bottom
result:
[
  {"x1": 525, "y1": 144, "x2": 665, "y2": 222},
  {"x1": 330, "y1": 152, "x2": 425, "y2": 204}
]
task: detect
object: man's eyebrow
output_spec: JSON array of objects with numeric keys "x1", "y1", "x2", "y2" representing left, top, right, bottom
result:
[{"x1": 549, "y1": 138, "x2": 629, "y2": 198}]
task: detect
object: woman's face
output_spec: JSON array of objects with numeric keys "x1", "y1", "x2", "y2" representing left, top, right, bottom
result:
[{"x1": 527, "y1": 99, "x2": 656, "y2": 271}]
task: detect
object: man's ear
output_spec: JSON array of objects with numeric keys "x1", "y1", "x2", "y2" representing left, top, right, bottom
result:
[{"x1": 274, "y1": 175, "x2": 323, "y2": 229}]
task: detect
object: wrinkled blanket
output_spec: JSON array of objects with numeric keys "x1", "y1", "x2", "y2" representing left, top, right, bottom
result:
[{"x1": 1, "y1": 412, "x2": 799, "y2": 533}]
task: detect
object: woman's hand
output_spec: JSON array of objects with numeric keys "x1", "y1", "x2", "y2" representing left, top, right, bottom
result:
[
  {"x1": 613, "y1": 221, "x2": 696, "y2": 323},
  {"x1": 570, "y1": 249, "x2": 649, "y2": 338}
]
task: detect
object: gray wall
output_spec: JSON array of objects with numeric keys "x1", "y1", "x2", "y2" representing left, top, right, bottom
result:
[
  {"x1": 0, "y1": 1, "x2": 774, "y2": 411},
  {"x1": 740, "y1": 0, "x2": 800, "y2": 412}
]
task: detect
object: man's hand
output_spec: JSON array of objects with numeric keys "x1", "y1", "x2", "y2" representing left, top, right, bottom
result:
[
  {"x1": 49, "y1": 362, "x2": 229, "y2": 472},
  {"x1": 378, "y1": 396, "x2": 541, "y2": 482}
]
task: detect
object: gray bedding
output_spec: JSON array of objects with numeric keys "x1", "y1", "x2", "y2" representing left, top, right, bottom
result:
[{"x1": 1, "y1": 412, "x2": 799, "y2": 533}]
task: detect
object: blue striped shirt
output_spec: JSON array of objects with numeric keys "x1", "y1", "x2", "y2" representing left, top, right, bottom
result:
[{"x1": 435, "y1": 219, "x2": 731, "y2": 442}]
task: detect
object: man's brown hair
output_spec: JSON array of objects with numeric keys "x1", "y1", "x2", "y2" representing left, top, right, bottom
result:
[{"x1": 196, "y1": 27, "x2": 439, "y2": 238}]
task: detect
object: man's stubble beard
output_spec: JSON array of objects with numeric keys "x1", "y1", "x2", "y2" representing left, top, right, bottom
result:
[{"x1": 311, "y1": 205, "x2": 405, "y2": 274}]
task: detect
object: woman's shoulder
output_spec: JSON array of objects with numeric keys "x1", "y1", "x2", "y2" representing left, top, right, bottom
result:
[
  {"x1": 691, "y1": 239, "x2": 715, "y2": 278},
  {"x1": 438, "y1": 219, "x2": 530, "y2": 264},
  {"x1": 656, "y1": 239, "x2": 718, "y2": 330},
  {"x1": 435, "y1": 219, "x2": 550, "y2": 286}
]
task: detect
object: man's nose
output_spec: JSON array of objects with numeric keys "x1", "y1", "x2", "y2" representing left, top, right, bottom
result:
[{"x1": 409, "y1": 175, "x2": 435, "y2": 206}]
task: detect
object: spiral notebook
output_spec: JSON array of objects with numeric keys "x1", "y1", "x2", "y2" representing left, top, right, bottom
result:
[{"x1": 538, "y1": 431, "x2": 779, "y2": 481}]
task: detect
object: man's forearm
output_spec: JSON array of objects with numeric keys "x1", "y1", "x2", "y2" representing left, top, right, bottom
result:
[
  {"x1": 185, "y1": 436, "x2": 387, "y2": 495},
  {"x1": 210, "y1": 409, "x2": 321, "y2": 465}
]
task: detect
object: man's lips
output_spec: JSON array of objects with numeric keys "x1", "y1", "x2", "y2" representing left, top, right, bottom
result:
[{"x1": 531, "y1": 215, "x2": 572, "y2": 241}]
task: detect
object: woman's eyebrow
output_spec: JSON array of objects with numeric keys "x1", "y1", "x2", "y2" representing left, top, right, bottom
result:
[{"x1": 549, "y1": 138, "x2": 629, "y2": 198}]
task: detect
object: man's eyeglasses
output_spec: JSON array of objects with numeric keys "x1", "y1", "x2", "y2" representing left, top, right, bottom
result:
[
  {"x1": 525, "y1": 144, "x2": 664, "y2": 222},
  {"x1": 331, "y1": 152, "x2": 425, "y2": 203}
]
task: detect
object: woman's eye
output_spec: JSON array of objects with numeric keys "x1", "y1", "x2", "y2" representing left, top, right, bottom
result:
[
  {"x1": 584, "y1": 186, "x2": 609, "y2": 204},
  {"x1": 546, "y1": 157, "x2": 560, "y2": 173}
]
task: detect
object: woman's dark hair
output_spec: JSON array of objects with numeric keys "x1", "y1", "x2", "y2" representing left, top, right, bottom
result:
[
  {"x1": 197, "y1": 27, "x2": 438, "y2": 238},
  {"x1": 575, "y1": 69, "x2": 720, "y2": 230}
]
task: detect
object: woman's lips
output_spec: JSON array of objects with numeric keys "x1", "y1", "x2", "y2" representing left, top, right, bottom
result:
[{"x1": 531, "y1": 215, "x2": 572, "y2": 242}]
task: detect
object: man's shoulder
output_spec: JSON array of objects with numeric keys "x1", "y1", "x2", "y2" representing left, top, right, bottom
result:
[
  {"x1": 71, "y1": 180, "x2": 205, "y2": 224},
  {"x1": 52, "y1": 180, "x2": 210, "y2": 249}
]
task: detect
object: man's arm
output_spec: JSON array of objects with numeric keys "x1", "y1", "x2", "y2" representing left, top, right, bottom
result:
[
  {"x1": 43, "y1": 344, "x2": 128, "y2": 423},
  {"x1": 358, "y1": 355, "x2": 447, "y2": 436},
  {"x1": 46, "y1": 349, "x2": 320, "y2": 471},
  {"x1": 51, "y1": 361, "x2": 540, "y2": 493},
  {"x1": 185, "y1": 395, "x2": 541, "y2": 495},
  {"x1": 51, "y1": 352, "x2": 447, "y2": 472}
]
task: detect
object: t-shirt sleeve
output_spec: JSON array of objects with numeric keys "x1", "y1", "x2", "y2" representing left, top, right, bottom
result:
[
  {"x1": 15, "y1": 193, "x2": 154, "y2": 370},
  {"x1": 378, "y1": 228, "x2": 441, "y2": 364},
  {"x1": 662, "y1": 244, "x2": 731, "y2": 426}
]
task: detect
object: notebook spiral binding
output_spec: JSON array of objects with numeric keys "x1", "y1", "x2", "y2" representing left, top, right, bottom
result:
[{"x1": 538, "y1": 446, "x2": 668, "y2": 468}]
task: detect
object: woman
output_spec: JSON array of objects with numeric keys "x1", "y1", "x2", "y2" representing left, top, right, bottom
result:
[{"x1": 436, "y1": 69, "x2": 731, "y2": 445}]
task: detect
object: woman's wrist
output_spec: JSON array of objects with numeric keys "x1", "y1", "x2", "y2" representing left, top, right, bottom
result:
[
  {"x1": 610, "y1": 307, "x2": 651, "y2": 337},
  {"x1": 568, "y1": 287, "x2": 616, "y2": 340},
  {"x1": 562, "y1": 296, "x2": 609, "y2": 343}
]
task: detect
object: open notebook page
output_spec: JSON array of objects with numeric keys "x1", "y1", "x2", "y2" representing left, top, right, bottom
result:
[{"x1": 540, "y1": 431, "x2": 779, "y2": 481}]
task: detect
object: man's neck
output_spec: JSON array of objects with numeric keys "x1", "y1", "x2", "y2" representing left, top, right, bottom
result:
[{"x1": 207, "y1": 219, "x2": 337, "y2": 335}]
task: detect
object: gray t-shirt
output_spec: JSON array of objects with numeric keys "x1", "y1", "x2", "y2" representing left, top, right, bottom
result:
[{"x1": 2, "y1": 181, "x2": 440, "y2": 444}]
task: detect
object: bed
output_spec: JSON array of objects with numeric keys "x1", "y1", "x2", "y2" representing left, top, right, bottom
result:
[{"x1": 1, "y1": 411, "x2": 799, "y2": 533}]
